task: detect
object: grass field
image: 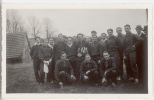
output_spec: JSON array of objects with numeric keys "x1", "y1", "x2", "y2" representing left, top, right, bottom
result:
[{"x1": 6, "y1": 63, "x2": 148, "y2": 93}]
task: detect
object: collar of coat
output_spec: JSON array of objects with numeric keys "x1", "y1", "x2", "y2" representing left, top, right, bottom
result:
[
  {"x1": 100, "y1": 38, "x2": 107, "y2": 43},
  {"x1": 67, "y1": 43, "x2": 73, "y2": 48},
  {"x1": 34, "y1": 43, "x2": 40, "y2": 46},
  {"x1": 48, "y1": 44, "x2": 53, "y2": 49}
]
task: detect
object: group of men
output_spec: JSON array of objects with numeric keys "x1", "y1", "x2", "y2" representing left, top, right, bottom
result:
[{"x1": 30, "y1": 24, "x2": 148, "y2": 89}]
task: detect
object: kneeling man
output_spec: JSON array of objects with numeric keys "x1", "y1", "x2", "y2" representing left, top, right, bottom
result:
[
  {"x1": 55, "y1": 51, "x2": 76, "y2": 89},
  {"x1": 100, "y1": 51, "x2": 117, "y2": 87},
  {"x1": 80, "y1": 54, "x2": 99, "y2": 85}
]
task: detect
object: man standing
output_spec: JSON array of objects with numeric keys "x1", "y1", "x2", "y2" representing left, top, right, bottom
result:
[
  {"x1": 106, "y1": 29, "x2": 122, "y2": 80},
  {"x1": 30, "y1": 37, "x2": 42, "y2": 84},
  {"x1": 53, "y1": 34, "x2": 66, "y2": 67},
  {"x1": 55, "y1": 52, "x2": 76, "y2": 89},
  {"x1": 116, "y1": 27, "x2": 126, "y2": 80},
  {"x1": 76, "y1": 33, "x2": 90, "y2": 57},
  {"x1": 123, "y1": 24, "x2": 143, "y2": 83},
  {"x1": 39, "y1": 39, "x2": 53, "y2": 84},
  {"x1": 80, "y1": 54, "x2": 99, "y2": 85},
  {"x1": 99, "y1": 51, "x2": 117, "y2": 87},
  {"x1": 135, "y1": 25, "x2": 147, "y2": 82},
  {"x1": 99, "y1": 33, "x2": 108, "y2": 58},
  {"x1": 65, "y1": 37, "x2": 77, "y2": 75}
]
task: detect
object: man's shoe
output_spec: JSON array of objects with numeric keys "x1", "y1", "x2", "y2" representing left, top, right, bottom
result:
[
  {"x1": 134, "y1": 78, "x2": 139, "y2": 84},
  {"x1": 128, "y1": 77, "x2": 134, "y2": 81},
  {"x1": 116, "y1": 76, "x2": 121, "y2": 81},
  {"x1": 102, "y1": 81, "x2": 109, "y2": 87}
]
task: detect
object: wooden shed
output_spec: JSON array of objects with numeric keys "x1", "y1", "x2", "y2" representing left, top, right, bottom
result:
[{"x1": 6, "y1": 33, "x2": 31, "y2": 63}]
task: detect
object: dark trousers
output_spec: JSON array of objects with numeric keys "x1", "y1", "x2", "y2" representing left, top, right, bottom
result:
[
  {"x1": 125, "y1": 51, "x2": 139, "y2": 78},
  {"x1": 74, "y1": 66, "x2": 80, "y2": 82},
  {"x1": 59, "y1": 71, "x2": 76, "y2": 85},
  {"x1": 81, "y1": 71, "x2": 99, "y2": 84},
  {"x1": 40, "y1": 61, "x2": 52, "y2": 83},
  {"x1": 109, "y1": 51, "x2": 120, "y2": 76},
  {"x1": 105, "y1": 70, "x2": 117, "y2": 83},
  {"x1": 51, "y1": 58, "x2": 55, "y2": 81},
  {"x1": 68, "y1": 56, "x2": 76, "y2": 75},
  {"x1": 33, "y1": 59, "x2": 41, "y2": 83},
  {"x1": 119, "y1": 54, "x2": 124, "y2": 78}
]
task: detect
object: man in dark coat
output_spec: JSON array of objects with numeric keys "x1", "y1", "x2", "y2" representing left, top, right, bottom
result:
[
  {"x1": 80, "y1": 54, "x2": 99, "y2": 85},
  {"x1": 123, "y1": 24, "x2": 143, "y2": 83},
  {"x1": 55, "y1": 52, "x2": 76, "y2": 89},
  {"x1": 135, "y1": 25, "x2": 147, "y2": 83},
  {"x1": 99, "y1": 51, "x2": 117, "y2": 87},
  {"x1": 116, "y1": 27, "x2": 126, "y2": 80},
  {"x1": 53, "y1": 34, "x2": 67, "y2": 68},
  {"x1": 30, "y1": 37, "x2": 42, "y2": 84},
  {"x1": 39, "y1": 39, "x2": 54, "y2": 84},
  {"x1": 106, "y1": 29, "x2": 122, "y2": 80}
]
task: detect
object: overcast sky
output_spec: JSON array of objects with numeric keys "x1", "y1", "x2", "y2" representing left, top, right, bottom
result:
[{"x1": 17, "y1": 9, "x2": 147, "y2": 38}]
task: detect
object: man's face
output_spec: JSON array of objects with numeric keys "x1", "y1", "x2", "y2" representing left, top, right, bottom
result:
[
  {"x1": 78, "y1": 34, "x2": 83, "y2": 41},
  {"x1": 116, "y1": 28, "x2": 122, "y2": 35},
  {"x1": 92, "y1": 37, "x2": 97, "y2": 42},
  {"x1": 85, "y1": 55, "x2": 91, "y2": 62},
  {"x1": 44, "y1": 40, "x2": 48, "y2": 46},
  {"x1": 61, "y1": 53, "x2": 67, "y2": 60},
  {"x1": 103, "y1": 52, "x2": 110, "y2": 60},
  {"x1": 91, "y1": 33, "x2": 97, "y2": 37},
  {"x1": 136, "y1": 28, "x2": 142, "y2": 34},
  {"x1": 36, "y1": 38, "x2": 40, "y2": 44},
  {"x1": 73, "y1": 36, "x2": 77, "y2": 41},
  {"x1": 124, "y1": 26, "x2": 131, "y2": 33},
  {"x1": 107, "y1": 30, "x2": 113, "y2": 37},
  {"x1": 86, "y1": 37, "x2": 90, "y2": 42},
  {"x1": 101, "y1": 34, "x2": 106, "y2": 39},
  {"x1": 58, "y1": 35, "x2": 63, "y2": 41},
  {"x1": 67, "y1": 38, "x2": 72, "y2": 45},
  {"x1": 49, "y1": 39, "x2": 54, "y2": 45}
]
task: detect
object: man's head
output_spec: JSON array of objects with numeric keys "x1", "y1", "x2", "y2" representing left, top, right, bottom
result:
[
  {"x1": 103, "y1": 51, "x2": 110, "y2": 60},
  {"x1": 44, "y1": 39, "x2": 49, "y2": 46},
  {"x1": 77, "y1": 33, "x2": 83, "y2": 41},
  {"x1": 49, "y1": 38, "x2": 54, "y2": 46},
  {"x1": 35, "y1": 37, "x2": 40, "y2": 44},
  {"x1": 143, "y1": 25, "x2": 148, "y2": 35},
  {"x1": 58, "y1": 33, "x2": 63, "y2": 41},
  {"x1": 116, "y1": 27, "x2": 122, "y2": 35},
  {"x1": 86, "y1": 36, "x2": 91, "y2": 43},
  {"x1": 85, "y1": 54, "x2": 91, "y2": 62},
  {"x1": 92, "y1": 35, "x2": 97, "y2": 42},
  {"x1": 91, "y1": 30, "x2": 97, "y2": 37},
  {"x1": 135, "y1": 25, "x2": 142, "y2": 34},
  {"x1": 101, "y1": 33, "x2": 106, "y2": 40},
  {"x1": 73, "y1": 36, "x2": 78, "y2": 42},
  {"x1": 67, "y1": 37, "x2": 73, "y2": 45},
  {"x1": 107, "y1": 29, "x2": 113, "y2": 37},
  {"x1": 61, "y1": 51, "x2": 67, "y2": 61},
  {"x1": 124, "y1": 24, "x2": 131, "y2": 33}
]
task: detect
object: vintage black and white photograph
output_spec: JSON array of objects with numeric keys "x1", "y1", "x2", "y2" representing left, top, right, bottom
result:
[{"x1": 1, "y1": 4, "x2": 153, "y2": 98}]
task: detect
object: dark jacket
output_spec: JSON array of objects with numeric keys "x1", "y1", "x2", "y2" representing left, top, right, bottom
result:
[
  {"x1": 99, "y1": 39, "x2": 108, "y2": 57},
  {"x1": 80, "y1": 60, "x2": 98, "y2": 76},
  {"x1": 124, "y1": 32, "x2": 144, "y2": 52},
  {"x1": 55, "y1": 59, "x2": 74, "y2": 82},
  {"x1": 106, "y1": 35, "x2": 122, "y2": 52},
  {"x1": 53, "y1": 41, "x2": 66, "y2": 55},
  {"x1": 30, "y1": 44, "x2": 42, "y2": 59},
  {"x1": 76, "y1": 40, "x2": 90, "y2": 57},
  {"x1": 117, "y1": 34, "x2": 126, "y2": 53},
  {"x1": 75, "y1": 56, "x2": 85, "y2": 68},
  {"x1": 65, "y1": 43, "x2": 77, "y2": 57},
  {"x1": 39, "y1": 45, "x2": 54, "y2": 61},
  {"x1": 90, "y1": 41, "x2": 100, "y2": 56},
  {"x1": 99, "y1": 57, "x2": 116, "y2": 78},
  {"x1": 136, "y1": 33, "x2": 147, "y2": 58}
]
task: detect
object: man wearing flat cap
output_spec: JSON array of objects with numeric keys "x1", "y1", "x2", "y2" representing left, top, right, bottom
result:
[{"x1": 135, "y1": 25, "x2": 147, "y2": 84}]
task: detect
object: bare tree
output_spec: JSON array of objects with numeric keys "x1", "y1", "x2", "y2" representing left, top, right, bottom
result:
[
  {"x1": 6, "y1": 10, "x2": 24, "y2": 33},
  {"x1": 43, "y1": 18, "x2": 55, "y2": 39},
  {"x1": 28, "y1": 16, "x2": 40, "y2": 38}
]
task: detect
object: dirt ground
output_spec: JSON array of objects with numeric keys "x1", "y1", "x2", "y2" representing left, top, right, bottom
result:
[{"x1": 6, "y1": 63, "x2": 148, "y2": 93}]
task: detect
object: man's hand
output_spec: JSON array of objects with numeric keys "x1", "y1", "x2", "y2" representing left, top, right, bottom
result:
[
  {"x1": 102, "y1": 77, "x2": 107, "y2": 83},
  {"x1": 71, "y1": 75, "x2": 76, "y2": 80},
  {"x1": 86, "y1": 70, "x2": 90, "y2": 75},
  {"x1": 84, "y1": 75, "x2": 88, "y2": 79},
  {"x1": 123, "y1": 56, "x2": 126, "y2": 60},
  {"x1": 131, "y1": 45, "x2": 136, "y2": 50},
  {"x1": 43, "y1": 61, "x2": 47, "y2": 64},
  {"x1": 98, "y1": 60, "x2": 101, "y2": 64},
  {"x1": 49, "y1": 59, "x2": 52, "y2": 63}
]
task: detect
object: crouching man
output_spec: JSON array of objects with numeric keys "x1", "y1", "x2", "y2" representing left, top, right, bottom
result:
[
  {"x1": 80, "y1": 54, "x2": 99, "y2": 85},
  {"x1": 55, "y1": 51, "x2": 76, "y2": 89},
  {"x1": 100, "y1": 51, "x2": 117, "y2": 87}
]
